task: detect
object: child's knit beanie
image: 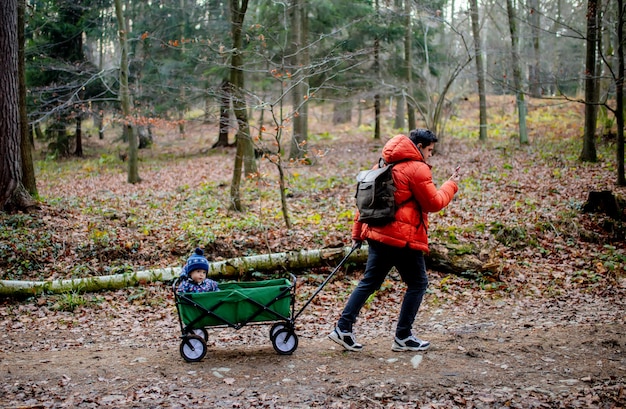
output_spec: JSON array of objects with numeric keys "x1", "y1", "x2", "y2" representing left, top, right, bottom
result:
[{"x1": 186, "y1": 248, "x2": 209, "y2": 273}]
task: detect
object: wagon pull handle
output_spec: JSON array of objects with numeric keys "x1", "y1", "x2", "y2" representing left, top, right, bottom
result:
[{"x1": 293, "y1": 243, "x2": 361, "y2": 321}]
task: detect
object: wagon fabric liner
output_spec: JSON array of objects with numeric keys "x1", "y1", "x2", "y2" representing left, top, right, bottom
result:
[
  {"x1": 178, "y1": 278, "x2": 292, "y2": 328},
  {"x1": 173, "y1": 244, "x2": 359, "y2": 361}
]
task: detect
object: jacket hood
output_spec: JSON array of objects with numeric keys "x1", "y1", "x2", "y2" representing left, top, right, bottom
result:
[{"x1": 382, "y1": 134, "x2": 424, "y2": 163}]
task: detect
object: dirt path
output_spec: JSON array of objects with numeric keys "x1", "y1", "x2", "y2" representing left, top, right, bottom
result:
[{"x1": 1, "y1": 284, "x2": 624, "y2": 408}]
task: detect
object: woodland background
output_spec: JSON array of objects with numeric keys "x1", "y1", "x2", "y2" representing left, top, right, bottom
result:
[
  {"x1": 1, "y1": 0, "x2": 626, "y2": 213},
  {"x1": 0, "y1": 0, "x2": 625, "y2": 406}
]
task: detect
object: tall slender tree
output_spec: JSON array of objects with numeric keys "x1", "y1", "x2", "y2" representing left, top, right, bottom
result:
[
  {"x1": 1, "y1": 0, "x2": 36, "y2": 211},
  {"x1": 615, "y1": 0, "x2": 625, "y2": 185},
  {"x1": 405, "y1": 0, "x2": 416, "y2": 131},
  {"x1": 469, "y1": 0, "x2": 487, "y2": 141},
  {"x1": 581, "y1": 0, "x2": 599, "y2": 162},
  {"x1": 288, "y1": 0, "x2": 309, "y2": 160},
  {"x1": 506, "y1": 0, "x2": 529, "y2": 144},
  {"x1": 229, "y1": 0, "x2": 256, "y2": 211},
  {"x1": 115, "y1": 0, "x2": 139, "y2": 183},
  {"x1": 373, "y1": 0, "x2": 381, "y2": 140},
  {"x1": 527, "y1": 0, "x2": 542, "y2": 97},
  {"x1": 18, "y1": 0, "x2": 37, "y2": 196}
]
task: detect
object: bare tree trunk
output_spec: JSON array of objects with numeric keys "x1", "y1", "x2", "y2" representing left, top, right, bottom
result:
[
  {"x1": 1, "y1": 0, "x2": 21, "y2": 206},
  {"x1": 232, "y1": 0, "x2": 255, "y2": 177},
  {"x1": 277, "y1": 159, "x2": 292, "y2": 229},
  {"x1": 469, "y1": 0, "x2": 487, "y2": 141},
  {"x1": 33, "y1": 123, "x2": 43, "y2": 140},
  {"x1": 616, "y1": 0, "x2": 625, "y2": 186},
  {"x1": 204, "y1": 80, "x2": 212, "y2": 124},
  {"x1": 18, "y1": 0, "x2": 37, "y2": 196},
  {"x1": 214, "y1": 79, "x2": 232, "y2": 148},
  {"x1": 1, "y1": 0, "x2": 36, "y2": 211},
  {"x1": 527, "y1": 0, "x2": 542, "y2": 97},
  {"x1": 74, "y1": 115, "x2": 83, "y2": 157},
  {"x1": 595, "y1": 0, "x2": 604, "y2": 114},
  {"x1": 581, "y1": 0, "x2": 599, "y2": 162},
  {"x1": 373, "y1": 0, "x2": 381, "y2": 140},
  {"x1": 288, "y1": 0, "x2": 309, "y2": 160},
  {"x1": 394, "y1": 96, "x2": 405, "y2": 130},
  {"x1": 229, "y1": 0, "x2": 255, "y2": 211},
  {"x1": 506, "y1": 0, "x2": 529, "y2": 145},
  {"x1": 115, "y1": 0, "x2": 139, "y2": 183},
  {"x1": 374, "y1": 43, "x2": 381, "y2": 139},
  {"x1": 404, "y1": 0, "x2": 415, "y2": 130},
  {"x1": 94, "y1": 111, "x2": 105, "y2": 140},
  {"x1": 178, "y1": 0, "x2": 186, "y2": 138}
]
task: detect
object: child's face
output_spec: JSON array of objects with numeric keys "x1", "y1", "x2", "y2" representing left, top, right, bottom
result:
[{"x1": 189, "y1": 269, "x2": 206, "y2": 284}]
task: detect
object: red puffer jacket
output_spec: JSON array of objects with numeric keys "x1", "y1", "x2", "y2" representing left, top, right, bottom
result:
[{"x1": 352, "y1": 134, "x2": 458, "y2": 253}]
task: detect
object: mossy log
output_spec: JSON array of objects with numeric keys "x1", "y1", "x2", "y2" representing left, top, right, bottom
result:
[
  {"x1": 0, "y1": 247, "x2": 367, "y2": 298},
  {"x1": 0, "y1": 243, "x2": 497, "y2": 298}
]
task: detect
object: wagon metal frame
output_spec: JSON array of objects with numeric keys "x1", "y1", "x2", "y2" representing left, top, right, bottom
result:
[{"x1": 173, "y1": 245, "x2": 358, "y2": 362}]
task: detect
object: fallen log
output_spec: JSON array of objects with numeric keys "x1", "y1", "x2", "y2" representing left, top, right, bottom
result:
[
  {"x1": 427, "y1": 242, "x2": 499, "y2": 280},
  {"x1": 0, "y1": 246, "x2": 367, "y2": 298},
  {"x1": 0, "y1": 243, "x2": 498, "y2": 298}
]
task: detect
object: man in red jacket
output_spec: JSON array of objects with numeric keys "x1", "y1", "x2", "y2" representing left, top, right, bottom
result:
[{"x1": 329, "y1": 129, "x2": 460, "y2": 352}]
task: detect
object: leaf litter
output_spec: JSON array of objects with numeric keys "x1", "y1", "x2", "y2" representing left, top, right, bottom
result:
[{"x1": 1, "y1": 97, "x2": 625, "y2": 407}]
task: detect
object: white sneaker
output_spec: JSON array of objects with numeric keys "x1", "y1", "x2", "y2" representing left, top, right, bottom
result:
[
  {"x1": 392, "y1": 335, "x2": 430, "y2": 352},
  {"x1": 328, "y1": 327, "x2": 363, "y2": 351}
]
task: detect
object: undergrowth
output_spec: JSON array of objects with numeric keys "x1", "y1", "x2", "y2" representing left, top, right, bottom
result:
[{"x1": 2, "y1": 97, "x2": 624, "y2": 284}]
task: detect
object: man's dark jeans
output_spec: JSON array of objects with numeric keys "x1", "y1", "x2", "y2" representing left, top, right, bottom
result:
[{"x1": 337, "y1": 239, "x2": 429, "y2": 339}]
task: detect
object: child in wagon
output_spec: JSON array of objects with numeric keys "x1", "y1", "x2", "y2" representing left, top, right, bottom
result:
[{"x1": 177, "y1": 248, "x2": 220, "y2": 293}]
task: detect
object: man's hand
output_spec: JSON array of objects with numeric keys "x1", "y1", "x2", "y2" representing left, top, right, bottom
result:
[{"x1": 450, "y1": 165, "x2": 461, "y2": 182}]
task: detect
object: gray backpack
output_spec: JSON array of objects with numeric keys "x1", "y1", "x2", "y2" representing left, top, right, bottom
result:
[{"x1": 355, "y1": 158, "x2": 398, "y2": 226}]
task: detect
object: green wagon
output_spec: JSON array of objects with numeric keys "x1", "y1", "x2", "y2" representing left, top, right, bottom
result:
[{"x1": 172, "y1": 243, "x2": 359, "y2": 362}]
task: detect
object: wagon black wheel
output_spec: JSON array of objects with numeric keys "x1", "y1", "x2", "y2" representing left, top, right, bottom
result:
[
  {"x1": 180, "y1": 335, "x2": 207, "y2": 362},
  {"x1": 269, "y1": 322, "x2": 287, "y2": 341},
  {"x1": 188, "y1": 327, "x2": 208, "y2": 341},
  {"x1": 272, "y1": 328, "x2": 298, "y2": 355}
]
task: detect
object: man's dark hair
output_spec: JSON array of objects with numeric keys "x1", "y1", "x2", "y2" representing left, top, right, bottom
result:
[{"x1": 408, "y1": 129, "x2": 438, "y2": 147}]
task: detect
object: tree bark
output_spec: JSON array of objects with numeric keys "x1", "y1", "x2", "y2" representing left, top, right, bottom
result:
[
  {"x1": 0, "y1": 244, "x2": 499, "y2": 297},
  {"x1": 229, "y1": 0, "x2": 255, "y2": 211},
  {"x1": 288, "y1": 0, "x2": 309, "y2": 160},
  {"x1": 506, "y1": 0, "x2": 529, "y2": 145},
  {"x1": 616, "y1": 0, "x2": 625, "y2": 185},
  {"x1": 1, "y1": 0, "x2": 20, "y2": 207},
  {"x1": 1, "y1": 0, "x2": 36, "y2": 212},
  {"x1": 581, "y1": 0, "x2": 599, "y2": 162},
  {"x1": 394, "y1": 96, "x2": 405, "y2": 130},
  {"x1": 115, "y1": 0, "x2": 139, "y2": 184},
  {"x1": 18, "y1": 0, "x2": 37, "y2": 197},
  {"x1": 404, "y1": 0, "x2": 415, "y2": 130},
  {"x1": 214, "y1": 79, "x2": 232, "y2": 148},
  {"x1": 230, "y1": 0, "x2": 256, "y2": 176},
  {"x1": 374, "y1": 0, "x2": 381, "y2": 140},
  {"x1": 74, "y1": 115, "x2": 83, "y2": 157},
  {"x1": 469, "y1": 0, "x2": 488, "y2": 141},
  {"x1": 527, "y1": 0, "x2": 542, "y2": 97}
]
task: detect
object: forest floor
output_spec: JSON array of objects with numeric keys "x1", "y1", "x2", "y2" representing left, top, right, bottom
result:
[
  {"x1": 0, "y1": 280, "x2": 624, "y2": 408},
  {"x1": 1, "y1": 96, "x2": 625, "y2": 407}
]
